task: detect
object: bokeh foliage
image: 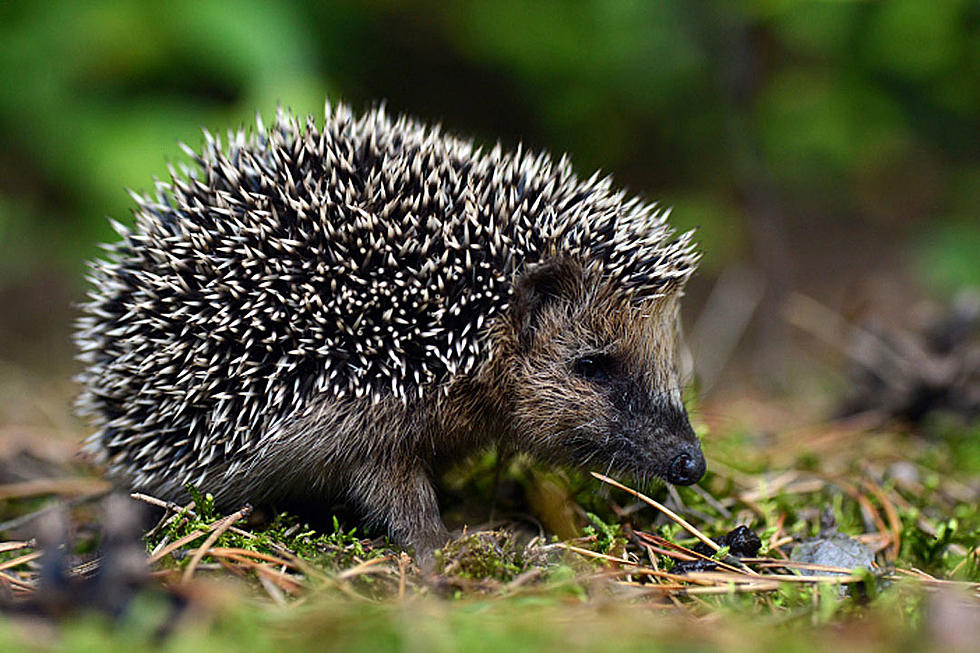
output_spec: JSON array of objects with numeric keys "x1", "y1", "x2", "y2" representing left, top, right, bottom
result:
[{"x1": 0, "y1": 0, "x2": 977, "y2": 288}]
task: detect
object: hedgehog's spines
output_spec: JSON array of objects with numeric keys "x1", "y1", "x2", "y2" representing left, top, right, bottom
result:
[{"x1": 75, "y1": 102, "x2": 697, "y2": 484}]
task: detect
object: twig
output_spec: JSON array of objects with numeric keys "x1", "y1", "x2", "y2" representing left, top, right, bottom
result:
[
  {"x1": 142, "y1": 497, "x2": 196, "y2": 541},
  {"x1": 397, "y1": 552, "x2": 409, "y2": 600},
  {"x1": 132, "y1": 493, "x2": 253, "y2": 541},
  {"x1": 0, "y1": 540, "x2": 35, "y2": 554}
]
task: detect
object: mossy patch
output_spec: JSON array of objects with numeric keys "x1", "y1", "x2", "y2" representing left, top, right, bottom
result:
[{"x1": 436, "y1": 531, "x2": 529, "y2": 582}]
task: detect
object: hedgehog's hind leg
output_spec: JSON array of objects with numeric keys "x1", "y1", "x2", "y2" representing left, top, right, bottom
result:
[{"x1": 349, "y1": 462, "x2": 449, "y2": 562}]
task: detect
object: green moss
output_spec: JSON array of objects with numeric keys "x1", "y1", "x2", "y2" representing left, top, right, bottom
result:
[
  {"x1": 581, "y1": 512, "x2": 625, "y2": 554},
  {"x1": 145, "y1": 486, "x2": 385, "y2": 575},
  {"x1": 436, "y1": 531, "x2": 528, "y2": 582}
]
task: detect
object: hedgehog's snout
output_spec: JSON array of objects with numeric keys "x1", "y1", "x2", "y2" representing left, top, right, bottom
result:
[
  {"x1": 646, "y1": 404, "x2": 704, "y2": 485},
  {"x1": 666, "y1": 448, "x2": 705, "y2": 485}
]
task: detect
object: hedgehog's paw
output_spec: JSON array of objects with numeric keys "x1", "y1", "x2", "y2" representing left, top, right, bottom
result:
[
  {"x1": 350, "y1": 462, "x2": 448, "y2": 567},
  {"x1": 412, "y1": 527, "x2": 451, "y2": 576}
]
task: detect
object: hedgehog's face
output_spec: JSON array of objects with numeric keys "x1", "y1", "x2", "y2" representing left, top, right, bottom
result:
[{"x1": 505, "y1": 259, "x2": 705, "y2": 486}]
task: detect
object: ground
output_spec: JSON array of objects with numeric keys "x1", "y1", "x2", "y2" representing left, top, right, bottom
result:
[{"x1": 0, "y1": 368, "x2": 977, "y2": 652}]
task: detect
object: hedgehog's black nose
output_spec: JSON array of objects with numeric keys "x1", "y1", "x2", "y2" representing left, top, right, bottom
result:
[{"x1": 667, "y1": 450, "x2": 705, "y2": 485}]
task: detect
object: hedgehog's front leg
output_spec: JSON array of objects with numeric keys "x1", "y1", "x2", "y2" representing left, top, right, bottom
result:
[{"x1": 349, "y1": 461, "x2": 449, "y2": 560}]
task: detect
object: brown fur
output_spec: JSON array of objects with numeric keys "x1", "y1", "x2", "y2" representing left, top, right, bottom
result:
[{"x1": 143, "y1": 258, "x2": 702, "y2": 555}]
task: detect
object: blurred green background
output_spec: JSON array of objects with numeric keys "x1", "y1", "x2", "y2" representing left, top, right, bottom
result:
[{"x1": 0, "y1": 0, "x2": 977, "y2": 379}]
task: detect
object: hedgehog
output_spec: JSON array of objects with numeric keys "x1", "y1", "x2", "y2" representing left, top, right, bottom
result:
[{"x1": 74, "y1": 102, "x2": 704, "y2": 556}]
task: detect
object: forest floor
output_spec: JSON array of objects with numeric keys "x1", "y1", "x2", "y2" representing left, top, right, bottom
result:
[{"x1": 0, "y1": 362, "x2": 977, "y2": 652}]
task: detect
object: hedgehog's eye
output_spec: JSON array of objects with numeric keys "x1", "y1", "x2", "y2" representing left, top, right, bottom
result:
[{"x1": 573, "y1": 354, "x2": 615, "y2": 383}]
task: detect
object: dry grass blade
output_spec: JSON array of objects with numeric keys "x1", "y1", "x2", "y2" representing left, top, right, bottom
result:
[
  {"x1": 211, "y1": 551, "x2": 306, "y2": 596},
  {"x1": 148, "y1": 529, "x2": 207, "y2": 564},
  {"x1": 0, "y1": 569, "x2": 36, "y2": 592},
  {"x1": 948, "y1": 545, "x2": 980, "y2": 577},
  {"x1": 558, "y1": 545, "x2": 715, "y2": 585},
  {"x1": 0, "y1": 478, "x2": 111, "y2": 499},
  {"x1": 625, "y1": 568, "x2": 719, "y2": 585},
  {"x1": 591, "y1": 472, "x2": 720, "y2": 553},
  {"x1": 743, "y1": 559, "x2": 860, "y2": 574},
  {"x1": 887, "y1": 570, "x2": 980, "y2": 588},
  {"x1": 206, "y1": 547, "x2": 294, "y2": 568},
  {"x1": 256, "y1": 569, "x2": 288, "y2": 605},
  {"x1": 632, "y1": 531, "x2": 754, "y2": 576},
  {"x1": 685, "y1": 570, "x2": 864, "y2": 584},
  {"x1": 678, "y1": 582, "x2": 783, "y2": 595},
  {"x1": 832, "y1": 476, "x2": 890, "y2": 543},
  {"x1": 737, "y1": 474, "x2": 827, "y2": 502},
  {"x1": 860, "y1": 478, "x2": 903, "y2": 560},
  {"x1": 621, "y1": 578, "x2": 788, "y2": 596},
  {"x1": 751, "y1": 573, "x2": 865, "y2": 584},
  {"x1": 0, "y1": 551, "x2": 42, "y2": 572},
  {"x1": 204, "y1": 550, "x2": 310, "y2": 595},
  {"x1": 503, "y1": 568, "x2": 544, "y2": 592},
  {"x1": 182, "y1": 505, "x2": 253, "y2": 583},
  {"x1": 640, "y1": 542, "x2": 696, "y2": 561},
  {"x1": 335, "y1": 556, "x2": 392, "y2": 580},
  {"x1": 558, "y1": 543, "x2": 639, "y2": 565}
]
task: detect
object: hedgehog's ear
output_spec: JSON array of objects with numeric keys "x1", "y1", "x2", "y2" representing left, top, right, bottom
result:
[{"x1": 513, "y1": 258, "x2": 582, "y2": 349}]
